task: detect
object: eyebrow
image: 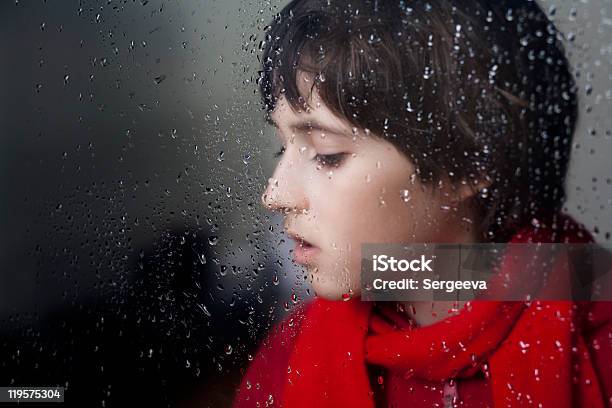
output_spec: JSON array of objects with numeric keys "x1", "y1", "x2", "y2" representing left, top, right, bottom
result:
[{"x1": 266, "y1": 115, "x2": 349, "y2": 137}]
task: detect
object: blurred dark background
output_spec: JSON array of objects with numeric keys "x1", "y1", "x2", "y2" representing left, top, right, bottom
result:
[{"x1": 0, "y1": 0, "x2": 610, "y2": 407}]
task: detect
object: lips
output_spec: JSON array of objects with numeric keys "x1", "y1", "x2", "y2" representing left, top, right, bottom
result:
[{"x1": 287, "y1": 232, "x2": 320, "y2": 265}]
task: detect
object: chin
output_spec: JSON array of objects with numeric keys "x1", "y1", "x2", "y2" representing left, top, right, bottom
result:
[{"x1": 309, "y1": 273, "x2": 361, "y2": 301}]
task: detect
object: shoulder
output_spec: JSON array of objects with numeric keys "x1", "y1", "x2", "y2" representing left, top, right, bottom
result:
[{"x1": 232, "y1": 300, "x2": 313, "y2": 408}]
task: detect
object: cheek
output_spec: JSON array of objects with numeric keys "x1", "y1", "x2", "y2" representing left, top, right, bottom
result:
[
  {"x1": 306, "y1": 172, "x2": 420, "y2": 297},
  {"x1": 312, "y1": 164, "x2": 443, "y2": 251}
]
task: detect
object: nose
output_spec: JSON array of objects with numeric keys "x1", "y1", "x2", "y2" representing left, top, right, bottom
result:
[{"x1": 261, "y1": 153, "x2": 309, "y2": 214}]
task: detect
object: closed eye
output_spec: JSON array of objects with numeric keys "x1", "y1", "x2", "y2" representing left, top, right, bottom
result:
[
  {"x1": 274, "y1": 146, "x2": 347, "y2": 168},
  {"x1": 314, "y1": 153, "x2": 346, "y2": 168}
]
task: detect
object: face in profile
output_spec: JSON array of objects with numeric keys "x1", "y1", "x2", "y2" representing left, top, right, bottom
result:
[{"x1": 261, "y1": 76, "x2": 480, "y2": 300}]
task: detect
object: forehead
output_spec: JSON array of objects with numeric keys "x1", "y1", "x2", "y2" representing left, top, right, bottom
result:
[{"x1": 269, "y1": 72, "x2": 352, "y2": 134}]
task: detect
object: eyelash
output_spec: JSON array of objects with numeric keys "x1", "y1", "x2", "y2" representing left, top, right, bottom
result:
[
  {"x1": 274, "y1": 146, "x2": 285, "y2": 158},
  {"x1": 315, "y1": 153, "x2": 346, "y2": 167},
  {"x1": 273, "y1": 146, "x2": 346, "y2": 168}
]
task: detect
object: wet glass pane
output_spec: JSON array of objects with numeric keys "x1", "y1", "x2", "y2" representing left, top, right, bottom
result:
[{"x1": 0, "y1": 0, "x2": 611, "y2": 407}]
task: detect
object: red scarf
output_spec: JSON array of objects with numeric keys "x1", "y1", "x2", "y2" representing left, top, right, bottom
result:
[{"x1": 279, "y1": 214, "x2": 606, "y2": 407}]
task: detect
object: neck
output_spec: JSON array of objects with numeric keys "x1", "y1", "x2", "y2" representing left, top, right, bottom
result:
[
  {"x1": 399, "y1": 215, "x2": 481, "y2": 327},
  {"x1": 399, "y1": 300, "x2": 466, "y2": 326}
]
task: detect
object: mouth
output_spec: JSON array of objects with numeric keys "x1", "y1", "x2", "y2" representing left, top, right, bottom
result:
[{"x1": 287, "y1": 232, "x2": 320, "y2": 265}]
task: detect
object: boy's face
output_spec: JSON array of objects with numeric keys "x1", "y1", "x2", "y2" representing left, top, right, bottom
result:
[{"x1": 262, "y1": 78, "x2": 478, "y2": 300}]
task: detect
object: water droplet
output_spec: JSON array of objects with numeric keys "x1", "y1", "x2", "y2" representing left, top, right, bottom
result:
[
  {"x1": 197, "y1": 303, "x2": 211, "y2": 317},
  {"x1": 367, "y1": 33, "x2": 382, "y2": 45},
  {"x1": 400, "y1": 189, "x2": 411, "y2": 203}
]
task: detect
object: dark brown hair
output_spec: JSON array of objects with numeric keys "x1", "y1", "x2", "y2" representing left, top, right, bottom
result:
[{"x1": 258, "y1": 0, "x2": 578, "y2": 242}]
